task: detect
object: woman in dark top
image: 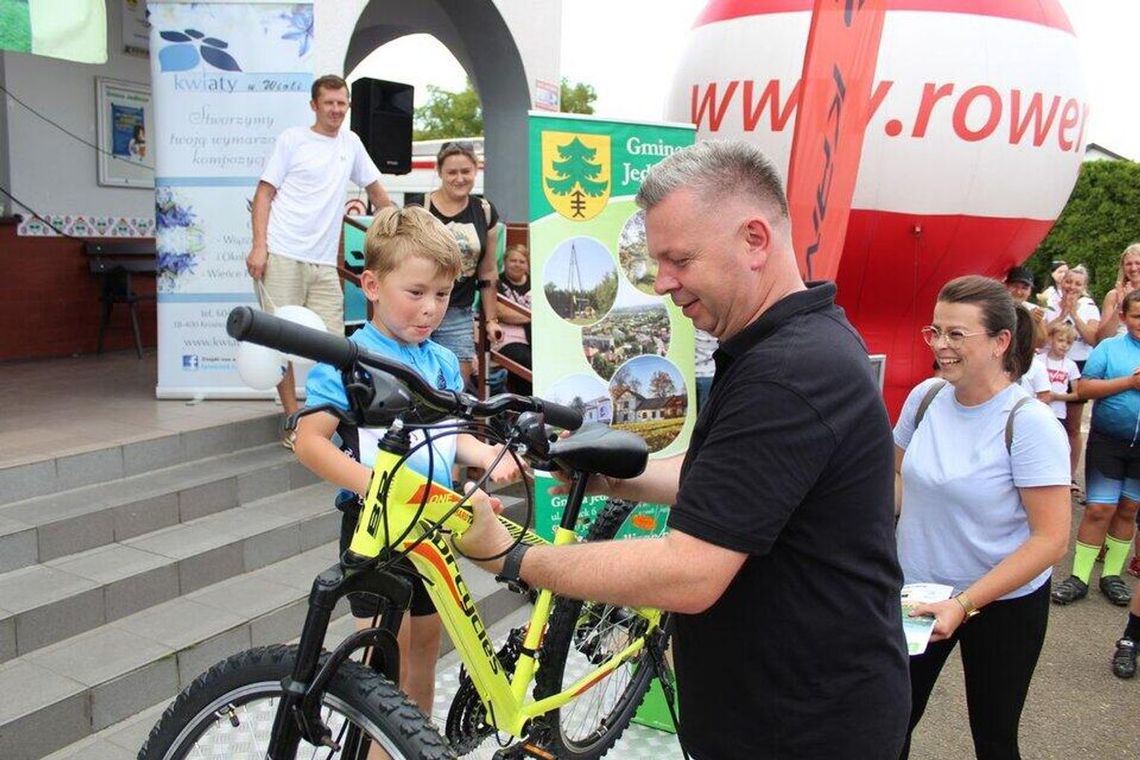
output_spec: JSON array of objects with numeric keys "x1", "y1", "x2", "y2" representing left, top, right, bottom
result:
[
  {"x1": 495, "y1": 245, "x2": 532, "y2": 394},
  {"x1": 423, "y1": 141, "x2": 501, "y2": 385}
]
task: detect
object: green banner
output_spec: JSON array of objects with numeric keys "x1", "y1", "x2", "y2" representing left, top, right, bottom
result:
[
  {"x1": 1, "y1": 0, "x2": 107, "y2": 63},
  {"x1": 528, "y1": 113, "x2": 696, "y2": 540}
]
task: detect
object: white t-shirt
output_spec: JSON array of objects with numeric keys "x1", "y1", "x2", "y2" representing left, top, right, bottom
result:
[
  {"x1": 261, "y1": 126, "x2": 380, "y2": 265},
  {"x1": 694, "y1": 329, "x2": 718, "y2": 379},
  {"x1": 894, "y1": 379, "x2": 1069, "y2": 600},
  {"x1": 1018, "y1": 356, "x2": 1050, "y2": 399},
  {"x1": 1043, "y1": 354, "x2": 1081, "y2": 419},
  {"x1": 1044, "y1": 296, "x2": 1100, "y2": 361}
]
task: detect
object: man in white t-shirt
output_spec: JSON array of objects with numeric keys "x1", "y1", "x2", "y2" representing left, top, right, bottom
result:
[{"x1": 246, "y1": 74, "x2": 393, "y2": 441}]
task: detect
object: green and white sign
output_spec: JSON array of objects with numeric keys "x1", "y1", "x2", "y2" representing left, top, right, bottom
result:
[{"x1": 528, "y1": 113, "x2": 696, "y2": 540}]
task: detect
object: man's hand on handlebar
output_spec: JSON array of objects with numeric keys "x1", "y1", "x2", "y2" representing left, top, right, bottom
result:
[{"x1": 453, "y1": 483, "x2": 512, "y2": 574}]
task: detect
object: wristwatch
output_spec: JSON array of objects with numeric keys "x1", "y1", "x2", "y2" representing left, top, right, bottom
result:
[
  {"x1": 954, "y1": 592, "x2": 980, "y2": 622},
  {"x1": 496, "y1": 543, "x2": 530, "y2": 594}
]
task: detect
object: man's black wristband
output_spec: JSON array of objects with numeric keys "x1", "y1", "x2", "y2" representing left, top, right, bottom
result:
[{"x1": 496, "y1": 543, "x2": 530, "y2": 594}]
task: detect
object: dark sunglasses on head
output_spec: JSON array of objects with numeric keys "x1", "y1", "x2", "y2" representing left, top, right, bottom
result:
[{"x1": 441, "y1": 140, "x2": 475, "y2": 152}]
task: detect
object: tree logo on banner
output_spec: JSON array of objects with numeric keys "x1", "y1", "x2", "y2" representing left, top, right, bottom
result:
[{"x1": 542, "y1": 132, "x2": 611, "y2": 221}]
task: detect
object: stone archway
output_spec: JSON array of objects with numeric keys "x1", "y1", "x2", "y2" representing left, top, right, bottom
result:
[{"x1": 318, "y1": 0, "x2": 541, "y2": 220}]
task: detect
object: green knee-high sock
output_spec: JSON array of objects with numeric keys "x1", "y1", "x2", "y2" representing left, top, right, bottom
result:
[
  {"x1": 1072, "y1": 541, "x2": 1101, "y2": 584},
  {"x1": 1103, "y1": 534, "x2": 1135, "y2": 577}
]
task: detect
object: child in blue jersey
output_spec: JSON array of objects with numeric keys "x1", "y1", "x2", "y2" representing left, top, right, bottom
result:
[
  {"x1": 294, "y1": 205, "x2": 518, "y2": 715},
  {"x1": 1052, "y1": 288, "x2": 1140, "y2": 609}
]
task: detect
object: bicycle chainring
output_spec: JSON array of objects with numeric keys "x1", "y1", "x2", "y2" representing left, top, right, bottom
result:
[{"x1": 445, "y1": 626, "x2": 526, "y2": 754}]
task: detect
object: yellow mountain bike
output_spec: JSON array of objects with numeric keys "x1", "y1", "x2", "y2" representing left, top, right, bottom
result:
[{"x1": 138, "y1": 307, "x2": 675, "y2": 760}]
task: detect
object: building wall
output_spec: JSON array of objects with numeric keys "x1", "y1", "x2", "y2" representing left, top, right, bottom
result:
[{"x1": 1, "y1": 0, "x2": 151, "y2": 221}]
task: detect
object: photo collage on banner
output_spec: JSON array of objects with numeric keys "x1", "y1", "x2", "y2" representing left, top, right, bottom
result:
[
  {"x1": 150, "y1": 1, "x2": 313, "y2": 397},
  {"x1": 528, "y1": 113, "x2": 695, "y2": 540}
]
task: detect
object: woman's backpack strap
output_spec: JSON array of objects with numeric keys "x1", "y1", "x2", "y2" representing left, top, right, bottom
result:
[
  {"x1": 1005, "y1": 396, "x2": 1033, "y2": 454},
  {"x1": 914, "y1": 380, "x2": 948, "y2": 429}
]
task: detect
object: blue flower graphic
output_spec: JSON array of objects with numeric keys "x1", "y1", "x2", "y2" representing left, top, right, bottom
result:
[
  {"x1": 280, "y1": 5, "x2": 313, "y2": 57},
  {"x1": 158, "y1": 28, "x2": 242, "y2": 72},
  {"x1": 155, "y1": 188, "x2": 205, "y2": 292}
]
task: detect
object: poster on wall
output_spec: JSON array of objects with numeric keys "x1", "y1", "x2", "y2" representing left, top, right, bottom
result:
[
  {"x1": 95, "y1": 77, "x2": 153, "y2": 188},
  {"x1": 122, "y1": 0, "x2": 151, "y2": 56},
  {"x1": 150, "y1": 1, "x2": 314, "y2": 398},
  {"x1": 528, "y1": 112, "x2": 696, "y2": 539}
]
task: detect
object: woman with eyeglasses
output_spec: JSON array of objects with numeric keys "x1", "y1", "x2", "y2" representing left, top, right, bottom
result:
[
  {"x1": 421, "y1": 140, "x2": 501, "y2": 386},
  {"x1": 893, "y1": 276, "x2": 1070, "y2": 759},
  {"x1": 1044, "y1": 264, "x2": 1101, "y2": 489}
]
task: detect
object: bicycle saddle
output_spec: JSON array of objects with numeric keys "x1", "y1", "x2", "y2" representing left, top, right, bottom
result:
[{"x1": 548, "y1": 423, "x2": 648, "y2": 479}]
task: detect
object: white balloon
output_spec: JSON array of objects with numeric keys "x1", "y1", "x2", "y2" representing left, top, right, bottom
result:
[
  {"x1": 236, "y1": 340, "x2": 286, "y2": 390},
  {"x1": 273, "y1": 305, "x2": 328, "y2": 367}
]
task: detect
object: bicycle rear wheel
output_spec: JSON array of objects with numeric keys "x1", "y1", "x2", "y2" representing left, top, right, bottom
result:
[
  {"x1": 533, "y1": 499, "x2": 668, "y2": 760},
  {"x1": 138, "y1": 644, "x2": 454, "y2": 760}
]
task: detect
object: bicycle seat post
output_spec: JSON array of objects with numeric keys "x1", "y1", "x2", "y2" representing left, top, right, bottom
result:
[{"x1": 556, "y1": 470, "x2": 593, "y2": 533}]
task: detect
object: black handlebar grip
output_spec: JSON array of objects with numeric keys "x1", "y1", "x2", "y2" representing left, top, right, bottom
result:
[
  {"x1": 226, "y1": 306, "x2": 358, "y2": 370},
  {"x1": 540, "y1": 400, "x2": 583, "y2": 431}
]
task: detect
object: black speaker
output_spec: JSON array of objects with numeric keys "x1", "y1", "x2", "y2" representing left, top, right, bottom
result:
[{"x1": 350, "y1": 78, "x2": 414, "y2": 175}]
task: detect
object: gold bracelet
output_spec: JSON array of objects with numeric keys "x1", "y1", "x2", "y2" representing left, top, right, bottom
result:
[{"x1": 954, "y1": 593, "x2": 980, "y2": 622}]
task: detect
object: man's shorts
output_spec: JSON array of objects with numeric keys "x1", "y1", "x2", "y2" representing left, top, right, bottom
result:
[
  {"x1": 1084, "y1": 431, "x2": 1140, "y2": 506},
  {"x1": 432, "y1": 305, "x2": 476, "y2": 362},
  {"x1": 338, "y1": 503, "x2": 436, "y2": 619},
  {"x1": 257, "y1": 252, "x2": 344, "y2": 335}
]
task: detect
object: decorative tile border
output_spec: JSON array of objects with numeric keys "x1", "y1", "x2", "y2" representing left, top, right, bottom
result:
[{"x1": 18, "y1": 215, "x2": 156, "y2": 238}]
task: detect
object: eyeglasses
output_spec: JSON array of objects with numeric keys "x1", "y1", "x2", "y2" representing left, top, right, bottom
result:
[
  {"x1": 441, "y1": 141, "x2": 475, "y2": 152},
  {"x1": 921, "y1": 326, "x2": 989, "y2": 348}
]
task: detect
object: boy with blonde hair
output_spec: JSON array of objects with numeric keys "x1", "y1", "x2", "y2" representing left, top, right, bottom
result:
[
  {"x1": 295, "y1": 205, "x2": 517, "y2": 714},
  {"x1": 1043, "y1": 321, "x2": 1082, "y2": 421}
]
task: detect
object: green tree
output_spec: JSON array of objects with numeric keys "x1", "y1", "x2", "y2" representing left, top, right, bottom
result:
[
  {"x1": 545, "y1": 137, "x2": 608, "y2": 198},
  {"x1": 413, "y1": 80, "x2": 482, "y2": 141},
  {"x1": 592, "y1": 271, "x2": 619, "y2": 313},
  {"x1": 413, "y1": 78, "x2": 597, "y2": 140},
  {"x1": 1029, "y1": 159, "x2": 1140, "y2": 304},
  {"x1": 560, "y1": 78, "x2": 597, "y2": 114}
]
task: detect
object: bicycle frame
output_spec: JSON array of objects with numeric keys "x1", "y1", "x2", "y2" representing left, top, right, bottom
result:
[{"x1": 346, "y1": 438, "x2": 664, "y2": 740}]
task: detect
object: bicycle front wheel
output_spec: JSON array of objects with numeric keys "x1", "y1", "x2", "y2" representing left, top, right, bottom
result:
[
  {"x1": 138, "y1": 644, "x2": 455, "y2": 760},
  {"x1": 533, "y1": 499, "x2": 669, "y2": 760}
]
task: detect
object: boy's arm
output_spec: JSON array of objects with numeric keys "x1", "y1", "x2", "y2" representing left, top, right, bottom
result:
[
  {"x1": 294, "y1": 412, "x2": 371, "y2": 495},
  {"x1": 457, "y1": 433, "x2": 520, "y2": 484}
]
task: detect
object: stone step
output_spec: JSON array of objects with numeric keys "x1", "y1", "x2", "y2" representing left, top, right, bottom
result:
[
  {"x1": 0, "y1": 482, "x2": 341, "y2": 663},
  {"x1": 0, "y1": 440, "x2": 313, "y2": 573},
  {"x1": 0, "y1": 414, "x2": 281, "y2": 507},
  {"x1": 0, "y1": 539, "x2": 530, "y2": 760}
]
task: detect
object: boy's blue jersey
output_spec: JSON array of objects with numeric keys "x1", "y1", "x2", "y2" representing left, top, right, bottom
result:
[
  {"x1": 305, "y1": 323, "x2": 464, "y2": 499},
  {"x1": 1084, "y1": 332, "x2": 1140, "y2": 444}
]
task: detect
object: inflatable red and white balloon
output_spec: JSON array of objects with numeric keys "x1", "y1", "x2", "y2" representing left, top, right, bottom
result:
[{"x1": 666, "y1": 0, "x2": 1087, "y2": 416}]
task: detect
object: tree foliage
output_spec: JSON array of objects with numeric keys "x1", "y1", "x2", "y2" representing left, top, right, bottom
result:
[
  {"x1": 413, "y1": 77, "x2": 597, "y2": 140},
  {"x1": 649, "y1": 370, "x2": 676, "y2": 399},
  {"x1": 1028, "y1": 160, "x2": 1140, "y2": 304}
]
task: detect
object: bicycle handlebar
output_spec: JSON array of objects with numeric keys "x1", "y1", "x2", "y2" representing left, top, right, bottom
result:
[{"x1": 227, "y1": 306, "x2": 583, "y2": 431}]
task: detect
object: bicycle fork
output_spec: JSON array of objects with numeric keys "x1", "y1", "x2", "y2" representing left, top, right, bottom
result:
[{"x1": 264, "y1": 561, "x2": 413, "y2": 759}]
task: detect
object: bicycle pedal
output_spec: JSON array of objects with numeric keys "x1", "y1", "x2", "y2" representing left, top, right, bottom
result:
[{"x1": 491, "y1": 742, "x2": 556, "y2": 760}]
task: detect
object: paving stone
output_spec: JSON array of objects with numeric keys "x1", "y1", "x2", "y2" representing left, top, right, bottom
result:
[
  {"x1": 234, "y1": 414, "x2": 281, "y2": 449},
  {"x1": 0, "y1": 459, "x2": 56, "y2": 506},
  {"x1": 0, "y1": 688, "x2": 90, "y2": 760},
  {"x1": 194, "y1": 501, "x2": 292, "y2": 542},
  {"x1": 111, "y1": 597, "x2": 246, "y2": 651},
  {"x1": 299, "y1": 511, "x2": 340, "y2": 551},
  {"x1": 244, "y1": 523, "x2": 301, "y2": 570},
  {"x1": 0, "y1": 564, "x2": 99, "y2": 615},
  {"x1": 91, "y1": 657, "x2": 178, "y2": 731},
  {"x1": 43, "y1": 736, "x2": 137, "y2": 760},
  {"x1": 178, "y1": 543, "x2": 245, "y2": 593},
  {"x1": 27, "y1": 627, "x2": 172, "y2": 688},
  {"x1": 251, "y1": 542, "x2": 337, "y2": 591},
  {"x1": 249, "y1": 600, "x2": 309, "y2": 647},
  {"x1": 112, "y1": 492, "x2": 179, "y2": 541},
  {"x1": 176, "y1": 626, "x2": 251, "y2": 688},
  {"x1": 47, "y1": 543, "x2": 170, "y2": 584},
  {"x1": 56, "y1": 447, "x2": 125, "y2": 492},
  {"x1": 47, "y1": 544, "x2": 180, "y2": 621},
  {"x1": 188, "y1": 575, "x2": 300, "y2": 620},
  {"x1": 123, "y1": 520, "x2": 237, "y2": 560},
  {"x1": 180, "y1": 423, "x2": 240, "y2": 460},
  {"x1": 16, "y1": 585, "x2": 106, "y2": 654},
  {"x1": 0, "y1": 660, "x2": 87, "y2": 756},
  {"x1": 101, "y1": 703, "x2": 166, "y2": 755},
  {"x1": 38, "y1": 508, "x2": 117, "y2": 562},
  {"x1": 105, "y1": 563, "x2": 181, "y2": 621},
  {"x1": 178, "y1": 476, "x2": 239, "y2": 522},
  {"x1": 121, "y1": 434, "x2": 182, "y2": 478},
  {"x1": 237, "y1": 461, "x2": 292, "y2": 504},
  {"x1": 0, "y1": 613, "x2": 15, "y2": 662},
  {"x1": 0, "y1": 517, "x2": 37, "y2": 572},
  {"x1": 289, "y1": 459, "x2": 321, "y2": 488}
]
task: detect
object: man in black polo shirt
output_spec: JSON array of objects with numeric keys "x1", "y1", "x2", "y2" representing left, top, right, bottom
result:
[{"x1": 458, "y1": 140, "x2": 909, "y2": 758}]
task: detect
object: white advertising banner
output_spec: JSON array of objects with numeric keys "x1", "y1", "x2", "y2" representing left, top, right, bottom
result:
[{"x1": 149, "y1": 1, "x2": 313, "y2": 398}]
